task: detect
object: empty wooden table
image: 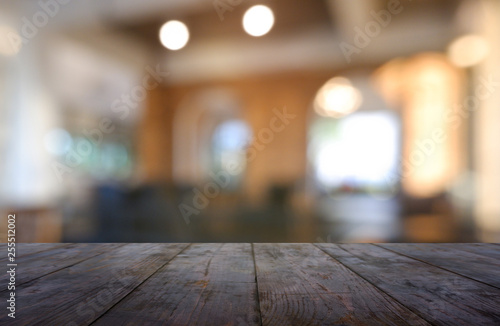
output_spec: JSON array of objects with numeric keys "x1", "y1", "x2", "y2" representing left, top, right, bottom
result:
[{"x1": 0, "y1": 243, "x2": 499, "y2": 325}]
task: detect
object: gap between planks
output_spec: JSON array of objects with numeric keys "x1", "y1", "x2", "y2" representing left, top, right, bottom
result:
[
  {"x1": 313, "y1": 243, "x2": 436, "y2": 326},
  {"x1": 88, "y1": 243, "x2": 193, "y2": 326},
  {"x1": 372, "y1": 243, "x2": 500, "y2": 290},
  {"x1": 251, "y1": 243, "x2": 264, "y2": 326},
  {"x1": 0, "y1": 243, "x2": 128, "y2": 292}
]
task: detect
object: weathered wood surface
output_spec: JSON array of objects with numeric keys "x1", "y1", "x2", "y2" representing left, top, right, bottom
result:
[
  {"x1": 93, "y1": 243, "x2": 261, "y2": 326},
  {"x1": 253, "y1": 243, "x2": 430, "y2": 326},
  {"x1": 427, "y1": 243, "x2": 500, "y2": 261},
  {"x1": 0, "y1": 243, "x2": 68, "y2": 262},
  {"x1": 0, "y1": 243, "x2": 124, "y2": 287},
  {"x1": 316, "y1": 243, "x2": 500, "y2": 325},
  {"x1": 0, "y1": 243, "x2": 498, "y2": 325},
  {"x1": 0, "y1": 243, "x2": 189, "y2": 325},
  {"x1": 377, "y1": 243, "x2": 500, "y2": 288}
]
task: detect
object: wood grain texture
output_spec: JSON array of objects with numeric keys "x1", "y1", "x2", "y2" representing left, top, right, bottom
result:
[
  {"x1": 377, "y1": 243, "x2": 500, "y2": 288},
  {"x1": 0, "y1": 243, "x2": 124, "y2": 287},
  {"x1": 0, "y1": 243, "x2": 188, "y2": 326},
  {"x1": 316, "y1": 243, "x2": 500, "y2": 326},
  {"x1": 1, "y1": 243, "x2": 498, "y2": 325},
  {"x1": 92, "y1": 243, "x2": 260, "y2": 326},
  {"x1": 433, "y1": 243, "x2": 500, "y2": 261},
  {"x1": 254, "y1": 243, "x2": 430, "y2": 326},
  {"x1": 0, "y1": 243, "x2": 68, "y2": 262}
]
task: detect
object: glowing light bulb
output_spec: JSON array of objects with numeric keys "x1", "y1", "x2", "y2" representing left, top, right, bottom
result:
[
  {"x1": 243, "y1": 5, "x2": 274, "y2": 37},
  {"x1": 314, "y1": 77, "x2": 363, "y2": 118},
  {"x1": 159, "y1": 20, "x2": 189, "y2": 51},
  {"x1": 447, "y1": 34, "x2": 489, "y2": 68}
]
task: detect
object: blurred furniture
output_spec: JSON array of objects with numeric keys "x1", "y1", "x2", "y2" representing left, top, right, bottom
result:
[
  {"x1": 401, "y1": 192, "x2": 458, "y2": 242},
  {"x1": 91, "y1": 183, "x2": 191, "y2": 242}
]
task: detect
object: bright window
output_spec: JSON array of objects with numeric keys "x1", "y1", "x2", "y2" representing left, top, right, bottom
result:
[{"x1": 309, "y1": 111, "x2": 400, "y2": 192}]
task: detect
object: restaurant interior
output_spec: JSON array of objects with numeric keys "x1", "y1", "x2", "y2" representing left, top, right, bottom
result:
[{"x1": 1, "y1": 0, "x2": 499, "y2": 243}]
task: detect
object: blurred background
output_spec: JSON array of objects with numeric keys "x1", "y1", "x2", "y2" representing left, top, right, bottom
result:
[{"x1": 1, "y1": 0, "x2": 499, "y2": 243}]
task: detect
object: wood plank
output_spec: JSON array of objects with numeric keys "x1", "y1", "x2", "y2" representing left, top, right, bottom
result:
[
  {"x1": 93, "y1": 243, "x2": 260, "y2": 326},
  {"x1": 0, "y1": 243, "x2": 189, "y2": 326},
  {"x1": 254, "y1": 243, "x2": 430, "y2": 326},
  {"x1": 432, "y1": 243, "x2": 500, "y2": 261},
  {"x1": 378, "y1": 243, "x2": 500, "y2": 288},
  {"x1": 0, "y1": 243, "x2": 69, "y2": 262},
  {"x1": 316, "y1": 243, "x2": 500, "y2": 326},
  {"x1": 0, "y1": 243, "x2": 125, "y2": 287}
]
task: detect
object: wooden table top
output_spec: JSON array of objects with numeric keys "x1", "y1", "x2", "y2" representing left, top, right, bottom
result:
[{"x1": 1, "y1": 243, "x2": 499, "y2": 325}]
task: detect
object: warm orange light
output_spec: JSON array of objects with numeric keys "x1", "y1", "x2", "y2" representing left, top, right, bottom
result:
[
  {"x1": 314, "y1": 77, "x2": 362, "y2": 119},
  {"x1": 447, "y1": 34, "x2": 489, "y2": 68}
]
